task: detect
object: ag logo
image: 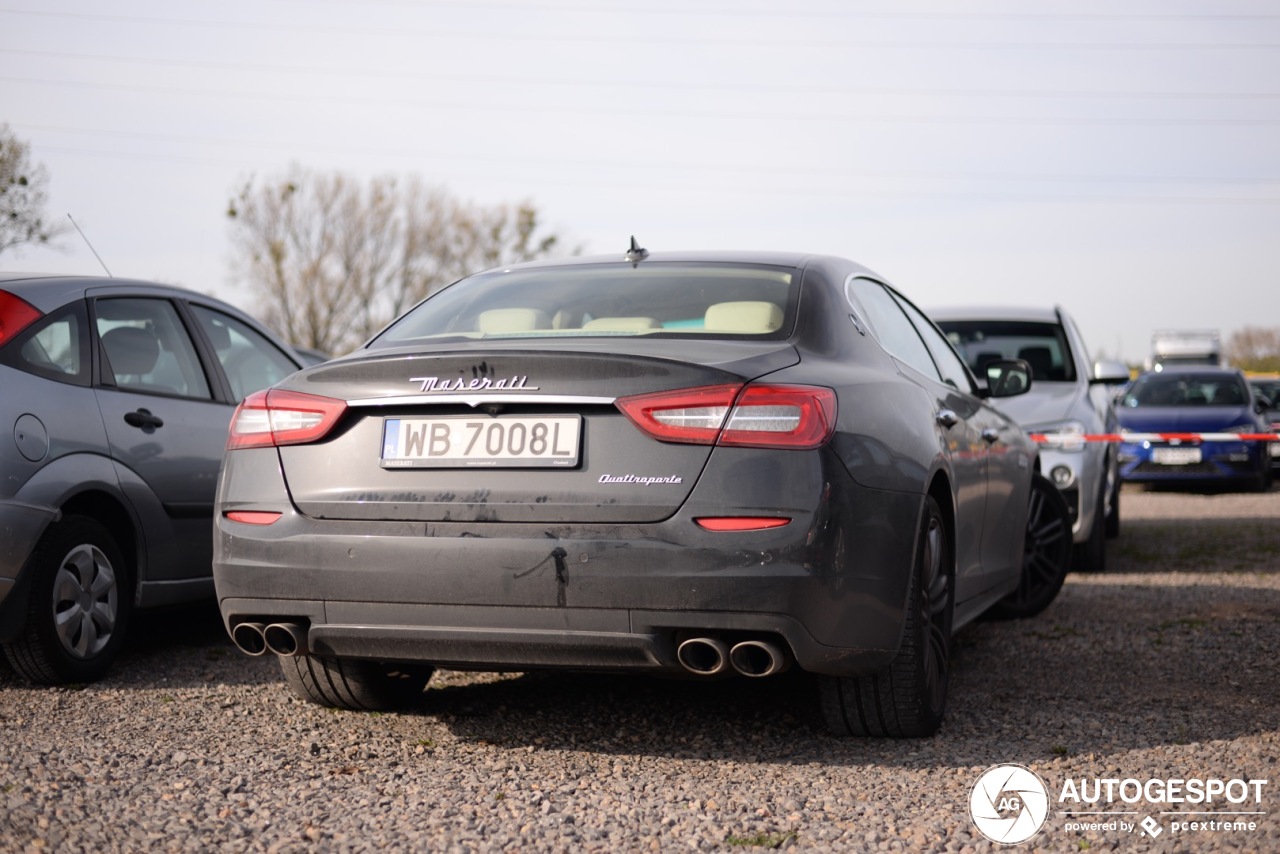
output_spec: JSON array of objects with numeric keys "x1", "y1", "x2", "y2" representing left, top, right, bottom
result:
[{"x1": 969, "y1": 764, "x2": 1050, "y2": 845}]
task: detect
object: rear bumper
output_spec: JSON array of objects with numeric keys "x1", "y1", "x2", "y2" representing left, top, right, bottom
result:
[{"x1": 212, "y1": 449, "x2": 922, "y2": 678}]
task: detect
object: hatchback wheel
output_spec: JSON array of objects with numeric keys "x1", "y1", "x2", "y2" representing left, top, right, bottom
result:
[
  {"x1": 2, "y1": 515, "x2": 131, "y2": 684},
  {"x1": 280, "y1": 654, "x2": 435, "y2": 711},
  {"x1": 989, "y1": 474, "x2": 1072, "y2": 620},
  {"x1": 819, "y1": 495, "x2": 953, "y2": 738}
]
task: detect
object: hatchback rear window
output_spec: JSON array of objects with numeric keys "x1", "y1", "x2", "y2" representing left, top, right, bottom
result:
[{"x1": 369, "y1": 263, "x2": 799, "y2": 347}]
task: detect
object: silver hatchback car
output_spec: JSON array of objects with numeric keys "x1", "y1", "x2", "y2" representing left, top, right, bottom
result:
[
  {"x1": 930, "y1": 306, "x2": 1130, "y2": 572},
  {"x1": 0, "y1": 273, "x2": 303, "y2": 684}
]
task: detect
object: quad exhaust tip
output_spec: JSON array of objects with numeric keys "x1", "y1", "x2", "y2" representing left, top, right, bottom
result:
[
  {"x1": 230, "y1": 621, "x2": 309, "y2": 657},
  {"x1": 263, "y1": 622, "x2": 309, "y2": 657},
  {"x1": 677, "y1": 636, "x2": 792, "y2": 677},
  {"x1": 676, "y1": 637, "x2": 730, "y2": 676},
  {"x1": 230, "y1": 622, "x2": 268, "y2": 656},
  {"x1": 729, "y1": 639, "x2": 791, "y2": 678}
]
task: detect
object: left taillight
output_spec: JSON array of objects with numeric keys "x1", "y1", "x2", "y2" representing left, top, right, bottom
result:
[
  {"x1": 226, "y1": 389, "x2": 348, "y2": 450},
  {"x1": 617, "y1": 383, "x2": 836, "y2": 451},
  {"x1": 0, "y1": 289, "x2": 44, "y2": 349}
]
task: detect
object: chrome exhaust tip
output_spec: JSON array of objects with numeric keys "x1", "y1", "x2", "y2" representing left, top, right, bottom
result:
[
  {"x1": 263, "y1": 622, "x2": 308, "y2": 657},
  {"x1": 230, "y1": 622, "x2": 268, "y2": 656},
  {"x1": 676, "y1": 637, "x2": 730, "y2": 676},
  {"x1": 729, "y1": 639, "x2": 791, "y2": 678}
]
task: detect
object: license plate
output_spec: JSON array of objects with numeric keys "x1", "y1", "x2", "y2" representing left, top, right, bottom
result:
[
  {"x1": 381, "y1": 416, "x2": 581, "y2": 468},
  {"x1": 1152, "y1": 446, "x2": 1201, "y2": 465}
]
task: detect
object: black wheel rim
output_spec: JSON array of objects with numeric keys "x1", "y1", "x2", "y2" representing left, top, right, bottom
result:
[
  {"x1": 920, "y1": 512, "x2": 950, "y2": 713},
  {"x1": 1018, "y1": 482, "x2": 1070, "y2": 606}
]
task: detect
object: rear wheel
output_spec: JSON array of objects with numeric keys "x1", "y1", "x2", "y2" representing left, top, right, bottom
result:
[
  {"x1": 819, "y1": 495, "x2": 953, "y2": 738},
  {"x1": 988, "y1": 473, "x2": 1072, "y2": 620},
  {"x1": 2, "y1": 515, "x2": 131, "y2": 684},
  {"x1": 280, "y1": 654, "x2": 434, "y2": 711}
]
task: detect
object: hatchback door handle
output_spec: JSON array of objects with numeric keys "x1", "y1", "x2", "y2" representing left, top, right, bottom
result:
[
  {"x1": 124, "y1": 409, "x2": 164, "y2": 430},
  {"x1": 981, "y1": 427, "x2": 1001, "y2": 443},
  {"x1": 936, "y1": 409, "x2": 959, "y2": 428}
]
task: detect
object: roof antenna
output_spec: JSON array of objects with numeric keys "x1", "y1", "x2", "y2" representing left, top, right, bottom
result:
[
  {"x1": 67, "y1": 214, "x2": 113, "y2": 277},
  {"x1": 624, "y1": 235, "x2": 648, "y2": 267}
]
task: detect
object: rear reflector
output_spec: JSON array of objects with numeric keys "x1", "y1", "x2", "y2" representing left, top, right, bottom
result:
[
  {"x1": 617, "y1": 383, "x2": 836, "y2": 450},
  {"x1": 224, "y1": 510, "x2": 283, "y2": 525},
  {"x1": 0, "y1": 290, "x2": 44, "y2": 348},
  {"x1": 695, "y1": 517, "x2": 791, "y2": 532},
  {"x1": 227, "y1": 389, "x2": 348, "y2": 449}
]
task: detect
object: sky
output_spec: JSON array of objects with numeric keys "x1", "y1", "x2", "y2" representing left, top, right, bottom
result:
[{"x1": 3, "y1": 0, "x2": 1279, "y2": 364}]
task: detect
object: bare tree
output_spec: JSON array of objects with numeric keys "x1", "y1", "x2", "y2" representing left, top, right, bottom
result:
[
  {"x1": 0, "y1": 124, "x2": 68, "y2": 257},
  {"x1": 1225, "y1": 326, "x2": 1280, "y2": 373},
  {"x1": 227, "y1": 166, "x2": 567, "y2": 355}
]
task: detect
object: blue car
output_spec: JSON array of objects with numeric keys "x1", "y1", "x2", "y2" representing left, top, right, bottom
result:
[{"x1": 1117, "y1": 367, "x2": 1273, "y2": 491}]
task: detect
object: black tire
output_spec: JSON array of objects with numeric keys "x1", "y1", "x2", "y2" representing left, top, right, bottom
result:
[
  {"x1": 2, "y1": 515, "x2": 131, "y2": 685},
  {"x1": 819, "y1": 495, "x2": 953, "y2": 738},
  {"x1": 280, "y1": 654, "x2": 434, "y2": 711},
  {"x1": 1104, "y1": 459, "x2": 1121, "y2": 539},
  {"x1": 988, "y1": 473, "x2": 1072, "y2": 620},
  {"x1": 1104, "y1": 477, "x2": 1121, "y2": 538},
  {"x1": 1070, "y1": 478, "x2": 1107, "y2": 573}
]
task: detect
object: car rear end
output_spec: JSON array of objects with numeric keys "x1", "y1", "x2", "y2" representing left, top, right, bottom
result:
[
  {"x1": 0, "y1": 277, "x2": 96, "y2": 631},
  {"x1": 212, "y1": 258, "x2": 917, "y2": 681}
]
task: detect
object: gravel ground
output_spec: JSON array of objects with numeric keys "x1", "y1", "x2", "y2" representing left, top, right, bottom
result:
[{"x1": 2, "y1": 485, "x2": 1278, "y2": 853}]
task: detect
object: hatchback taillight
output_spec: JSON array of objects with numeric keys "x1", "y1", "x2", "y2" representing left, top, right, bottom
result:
[
  {"x1": 227, "y1": 389, "x2": 348, "y2": 449},
  {"x1": 0, "y1": 290, "x2": 43, "y2": 349},
  {"x1": 617, "y1": 383, "x2": 836, "y2": 450}
]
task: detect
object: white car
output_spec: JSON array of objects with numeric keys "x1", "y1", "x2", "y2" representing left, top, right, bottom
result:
[{"x1": 930, "y1": 306, "x2": 1130, "y2": 572}]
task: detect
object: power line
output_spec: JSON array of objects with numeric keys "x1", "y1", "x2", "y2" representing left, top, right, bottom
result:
[
  {"x1": 4, "y1": 8, "x2": 1280, "y2": 49},
  {"x1": 5, "y1": 47, "x2": 1280, "y2": 102},
  {"x1": 7, "y1": 76, "x2": 1280, "y2": 127},
  {"x1": 264, "y1": 1, "x2": 1280, "y2": 22},
  {"x1": 33, "y1": 142, "x2": 1280, "y2": 205},
  {"x1": 20, "y1": 126, "x2": 1280, "y2": 201}
]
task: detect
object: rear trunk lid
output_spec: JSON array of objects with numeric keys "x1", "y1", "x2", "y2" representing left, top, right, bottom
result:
[{"x1": 275, "y1": 342, "x2": 799, "y2": 523}]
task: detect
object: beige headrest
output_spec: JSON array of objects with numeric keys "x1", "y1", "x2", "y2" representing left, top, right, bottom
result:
[
  {"x1": 703, "y1": 301, "x2": 783, "y2": 333},
  {"x1": 477, "y1": 308, "x2": 551, "y2": 333}
]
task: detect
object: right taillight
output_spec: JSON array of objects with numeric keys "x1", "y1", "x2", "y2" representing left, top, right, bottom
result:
[
  {"x1": 0, "y1": 290, "x2": 43, "y2": 348},
  {"x1": 226, "y1": 389, "x2": 348, "y2": 449},
  {"x1": 617, "y1": 383, "x2": 836, "y2": 450}
]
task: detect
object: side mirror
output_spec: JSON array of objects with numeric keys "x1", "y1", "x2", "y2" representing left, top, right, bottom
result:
[
  {"x1": 1091, "y1": 359, "x2": 1131, "y2": 385},
  {"x1": 983, "y1": 358, "x2": 1033, "y2": 399}
]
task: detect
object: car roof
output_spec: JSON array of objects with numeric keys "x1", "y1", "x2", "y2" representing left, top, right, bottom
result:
[{"x1": 926, "y1": 305, "x2": 1064, "y2": 324}]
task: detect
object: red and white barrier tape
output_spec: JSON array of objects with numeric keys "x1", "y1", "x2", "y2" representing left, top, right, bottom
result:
[{"x1": 1030, "y1": 432, "x2": 1280, "y2": 444}]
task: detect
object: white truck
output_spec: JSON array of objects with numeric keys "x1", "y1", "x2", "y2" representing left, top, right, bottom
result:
[{"x1": 1147, "y1": 329, "x2": 1224, "y2": 370}]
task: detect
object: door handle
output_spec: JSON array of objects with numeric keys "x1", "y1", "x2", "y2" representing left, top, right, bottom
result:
[
  {"x1": 981, "y1": 427, "x2": 1001, "y2": 444},
  {"x1": 936, "y1": 409, "x2": 959, "y2": 428},
  {"x1": 124, "y1": 409, "x2": 164, "y2": 430}
]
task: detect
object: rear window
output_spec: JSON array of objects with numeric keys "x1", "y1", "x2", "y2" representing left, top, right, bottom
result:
[
  {"x1": 937, "y1": 319, "x2": 1078, "y2": 383},
  {"x1": 369, "y1": 263, "x2": 799, "y2": 347}
]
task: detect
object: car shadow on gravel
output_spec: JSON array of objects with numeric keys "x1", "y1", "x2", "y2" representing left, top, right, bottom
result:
[
  {"x1": 413, "y1": 573, "x2": 1280, "y2": 767},
  {"x1": 109, "y1": 601, "x2": 283, "y2": 688}
]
